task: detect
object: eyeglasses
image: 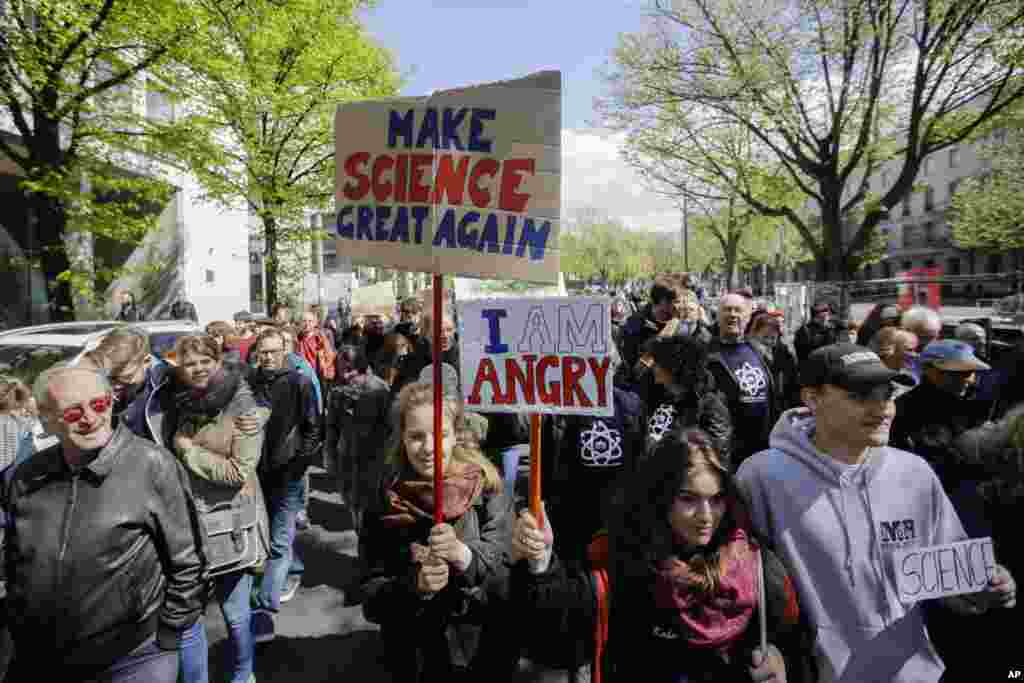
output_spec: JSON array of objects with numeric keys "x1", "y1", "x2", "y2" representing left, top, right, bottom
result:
[{"x1": 59, "y1": 393, "x2": 113, "y2": 424}]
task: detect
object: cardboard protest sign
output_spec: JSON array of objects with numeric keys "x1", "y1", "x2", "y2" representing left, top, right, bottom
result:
[
  {"x1": 350, "y1": 281, "x2": 397, "y2": 318},
  {"x1": 334, "y1": 71, "x2": 561, "y2": 284},
  {"x1": 894, "y1": 537, "x2": 997, "y2": 603},
  {"x1": 454, "y1": 273, "x2": 567, "y2": 301},
  {"x1": 458, "y1": 297, "x2": 614, "y2": 417}
]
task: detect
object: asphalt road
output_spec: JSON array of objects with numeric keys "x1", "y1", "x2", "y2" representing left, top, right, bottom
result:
[{"x1": 204, "y1": 467, "x2": 391, "y2": 683}]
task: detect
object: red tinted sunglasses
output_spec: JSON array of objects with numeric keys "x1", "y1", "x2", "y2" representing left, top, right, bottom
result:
[{"x1": 60, "y1": 393, "x2": 113, "y2": 424}]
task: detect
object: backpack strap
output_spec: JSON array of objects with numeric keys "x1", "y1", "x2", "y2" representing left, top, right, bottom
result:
[
  {"x1": 592, "y1": 567, "x2": 610, "y2": 683},
  {"x1": 587, "y1": 529, "x2": 611, "y2": 683}
]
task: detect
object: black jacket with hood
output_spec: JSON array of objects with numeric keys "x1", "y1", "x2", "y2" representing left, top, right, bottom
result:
[{"x1": 246, "y1": 365, "x2": 321, "y2": 481}]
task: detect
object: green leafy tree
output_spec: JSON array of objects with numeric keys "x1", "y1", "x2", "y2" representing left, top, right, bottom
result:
[
  {"x1": 623, "y1": 117, "x2": 807, "y2": 289},
  {"x1": 950, "y1": 110, "x2": 1024, "y2": 252},
  {"x1": 0, "y1": 0, "x2": 214, "y2": 319},
  {"x1": 147, "y1": 0, "x2": 399, "y2": 309},
  {"x1": 601, "y1": 0, "x2": 1024, "y2": 282}
]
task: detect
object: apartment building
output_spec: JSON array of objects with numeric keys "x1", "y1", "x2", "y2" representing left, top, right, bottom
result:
[
  {"x1": 0, "y1": 75, "x2": 251, "y2": 328},
  {"x1": 774, "y1": 131, "x2": 1023, "y2": 298}
]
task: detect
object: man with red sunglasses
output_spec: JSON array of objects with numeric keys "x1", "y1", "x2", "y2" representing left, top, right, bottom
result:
[{"x1": 0, "y1": 363, "x2": 206, "y2": 682}]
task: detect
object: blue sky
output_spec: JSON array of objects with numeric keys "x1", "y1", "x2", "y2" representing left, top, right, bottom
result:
[
  {"x1": 360, "y1": 0, "x2": 680, "y2": 233},
  {"x1": 362, "y1": 0, "x2": 650, "y2": 130}
]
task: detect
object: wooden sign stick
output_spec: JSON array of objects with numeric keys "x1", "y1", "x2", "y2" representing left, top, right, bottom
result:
[
  {"x1": 529, "y1": 413, "x2": 543, "y2": 526},
  {"x1": 432, "y1": 274, "x2": 444, "y2": 524}
]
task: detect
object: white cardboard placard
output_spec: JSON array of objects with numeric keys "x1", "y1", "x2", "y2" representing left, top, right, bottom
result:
[
  {"x1": 458, "y1": 296, "x2": 613, "y2": 417},
  {"x1": 893, "y1": 537, "x2": 996, "y2": 603}
]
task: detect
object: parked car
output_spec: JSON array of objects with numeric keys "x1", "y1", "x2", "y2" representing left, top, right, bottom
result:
[{"x1": 0, "y1": 320, "x2": 202, "y2": 388}]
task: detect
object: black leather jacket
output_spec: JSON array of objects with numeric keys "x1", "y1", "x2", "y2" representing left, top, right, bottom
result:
[{"x1": 1, "y1": 425, "x2": 207, "y2": 677}]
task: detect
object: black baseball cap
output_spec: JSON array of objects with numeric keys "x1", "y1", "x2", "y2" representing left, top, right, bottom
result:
[{"x1": 800, "y1": 343, "x2": 915, "y2": 391}]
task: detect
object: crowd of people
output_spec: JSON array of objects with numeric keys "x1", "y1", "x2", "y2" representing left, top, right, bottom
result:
[{"x1": 0, "y1": 272, "x2": 1020, "y2": 682}]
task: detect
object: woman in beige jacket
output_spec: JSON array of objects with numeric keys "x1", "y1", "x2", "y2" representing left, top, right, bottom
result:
[{"x1": 170, "y1": 334, "x2": 269, "y2": 683}]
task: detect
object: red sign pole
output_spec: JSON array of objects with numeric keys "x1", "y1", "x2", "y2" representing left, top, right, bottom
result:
[
  {"x1": 529, "y1": 413, "x2": 543, "y2": 526},
  {"x1": 432, "y1": 274, "x2": 445, "y2": 524}
]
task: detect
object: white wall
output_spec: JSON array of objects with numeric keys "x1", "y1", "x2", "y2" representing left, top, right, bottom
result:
[{"x1": 178, "y1": 177, "x2": 250, "y2": 325}]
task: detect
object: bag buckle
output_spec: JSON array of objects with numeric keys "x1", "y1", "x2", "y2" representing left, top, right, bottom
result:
[{"x1": 231, "y1": 511, "x2": 244, "y2": 553}]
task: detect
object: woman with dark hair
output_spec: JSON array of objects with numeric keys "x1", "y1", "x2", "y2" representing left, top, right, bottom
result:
[
  {"x1": 512, "y1": 428, "x2": 814, "y2": 682},
  {"x1": 641, "y1": 335, "x2": 732, "y2": 463}
]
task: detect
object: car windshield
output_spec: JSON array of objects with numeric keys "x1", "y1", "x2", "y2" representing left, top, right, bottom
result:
[
  {"x1": 23, "y1": 324, "x2": 119, "y2": 336},
  {"x1": 0, "y1": 344, "x2": 82, "y2": 387}
]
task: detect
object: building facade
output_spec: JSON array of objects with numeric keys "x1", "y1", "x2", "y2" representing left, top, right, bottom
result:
[
  {"x1": 765, "y1": 131, "x2": 1023, "y2": 300},
  {"x1": 0, "y1": 74, "x2": 251, "y2": 329}
]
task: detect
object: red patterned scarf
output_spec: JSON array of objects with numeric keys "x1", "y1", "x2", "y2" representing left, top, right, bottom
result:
[
  {"x1": 653, "y1": 528, "x2": 758, "y2": 653},
  {"x1": 380, "y1": 460, "x2": 484, "y2": 528}
]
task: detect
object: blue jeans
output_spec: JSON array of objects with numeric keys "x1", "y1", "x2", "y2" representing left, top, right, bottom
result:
[
  {"x1": 256, "y1": 473, "x2": 306, "y2": 612},
  {"x1": 216, "y1": 571, "x2": 254, "y2": 683},
  {"x1": 177, "y1": 620, "x2": 208, "y2": 683},
  {"x1": 88, "y1": 635, "x2": 178, "y2": 683}
]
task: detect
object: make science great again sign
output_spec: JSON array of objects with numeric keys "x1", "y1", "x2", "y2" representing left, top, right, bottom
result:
[
  {"x1": 459, "y1": 297, "x2": 614, "y2": 417},
  {"x1": 334, "y1": 71, "x2": 561, "y2": 284}
]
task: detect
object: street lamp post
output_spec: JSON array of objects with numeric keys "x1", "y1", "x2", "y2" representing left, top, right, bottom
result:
[{"x1": 679, "y1": 193, "x2": 690, "y2": 272}]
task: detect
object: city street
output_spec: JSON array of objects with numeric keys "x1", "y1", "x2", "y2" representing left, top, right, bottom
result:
[{"x1": 204, "y1": 468, "x2": 390, "y2": 683}]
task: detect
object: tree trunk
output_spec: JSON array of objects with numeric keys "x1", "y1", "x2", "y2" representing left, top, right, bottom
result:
[
  {"x1": 27, "y1": 109, "x2": 76, "y2": 321},
  {"x1": 29, "y1": 191, "x2": 74, "y2": 322},
  {"x1": 264, "y1": 217, "x2": 279, "y2": 310},
  {"x1": 722, "y1": 235, "x2": 740, "y2": 292}
]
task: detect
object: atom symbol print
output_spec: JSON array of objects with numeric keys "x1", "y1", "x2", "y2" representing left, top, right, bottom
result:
[{"x1": 579, "y1": 420, "x2": 623, "y2": 468}]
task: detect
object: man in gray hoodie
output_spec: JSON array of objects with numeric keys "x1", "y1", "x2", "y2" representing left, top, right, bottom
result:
[{"x1": 737, "y1": 343, "x2": 1017, "y2": 683}]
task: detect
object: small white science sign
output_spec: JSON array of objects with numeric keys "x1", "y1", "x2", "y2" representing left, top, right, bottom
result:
[{"x1": 893, "y1": 537, "x2": 997, "y2": 603}]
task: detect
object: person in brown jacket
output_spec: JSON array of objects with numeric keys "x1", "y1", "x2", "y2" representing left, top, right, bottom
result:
[{"x1": 169, "y1": 334, "x2": 269, "y2": 683}]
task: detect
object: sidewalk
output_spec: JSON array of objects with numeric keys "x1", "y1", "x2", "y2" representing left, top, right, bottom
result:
[{"x1": 205, "y1": 467, "x2": 393, "y2": 683}]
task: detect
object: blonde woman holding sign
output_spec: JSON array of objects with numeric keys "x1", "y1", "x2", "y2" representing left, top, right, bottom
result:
[{"x1": 358, "y1": 381, "x2": 515, "y2": 682}]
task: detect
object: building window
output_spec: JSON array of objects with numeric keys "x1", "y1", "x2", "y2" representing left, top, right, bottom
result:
[
  {"x1": 924, "y1": 186, "x2": 934, "y2": 211},
  {"x1": 987, "y1": 254, "x2": 1003, "y2": 274},
  {"x1": 882, "y1": 261, "x2": 892, "y2": 279},
  {"x1": 922, "y1": 157, "x2": 931, "y2": 175},
  {"x1": 947, "y1": 257, "x2": 961, "y2": 276},
  {"x1": 902, "y1": 197, "x2": 911, "y2": 217},
  {"x1": 864, "y1": 264, "x2": 873, "y2": 280},
  {"x1": 879, "y1": 171, "x2": 890, "y2": 192},
  {"x1": 949, "y1": 147, "x2": 959, "y2": 168},
  {"x1": 948, "y1": 179, "x2": 961, "y2": 199},
  {"x1": 205, "y1": 269, "x2": 215, "y2": 284},
  {"x1": 321, "y1": 237, "x2": 338, "y2": 273},
  {"x1": 924, "y1": 222, "x2": 936, "y2": 244}
]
